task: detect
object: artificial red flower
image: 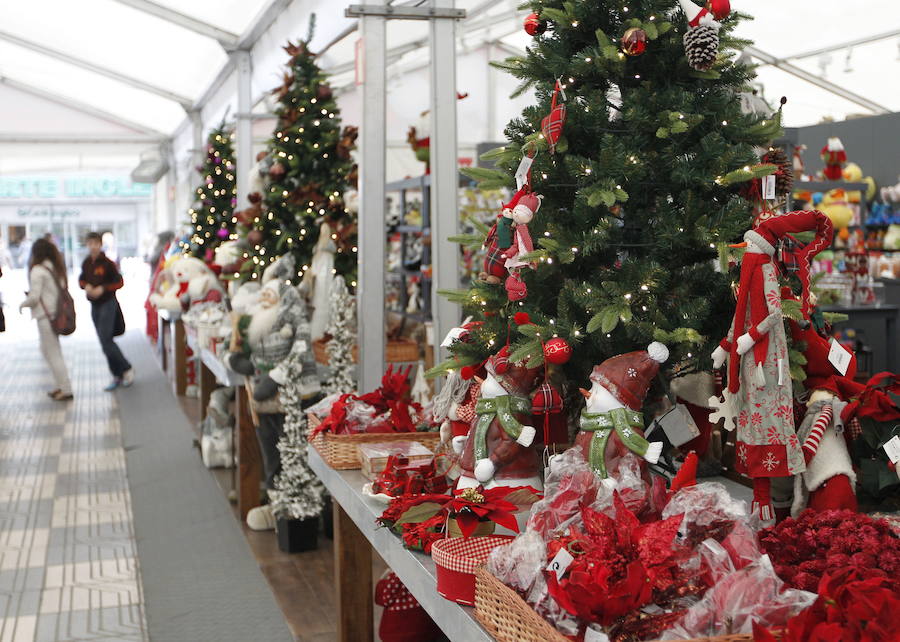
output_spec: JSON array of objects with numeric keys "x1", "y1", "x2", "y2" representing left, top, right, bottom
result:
[
  {"x1": 444, "y1": 486, "x2": 540, "y2": 538},
  {"x1": 759, "y1": 510, "x2": 900, "y2": 592}
]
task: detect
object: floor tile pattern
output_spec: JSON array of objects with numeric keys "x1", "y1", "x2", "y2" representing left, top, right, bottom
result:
[{"x1": 0, "y1": 338, "x2": 147, "y2": 642}]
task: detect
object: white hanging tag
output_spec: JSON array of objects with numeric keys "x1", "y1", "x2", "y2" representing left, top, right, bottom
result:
[
  {"x1": 763, "y1": 174, "x2": 776, "y2": 200},
  {"x1": 515, "y1": 155, "x2": 534, "y2": 190},
  {"x1": 584, "y1": 626, "x2": 610, "y2": 642},
  {"x1": 882, "y1": 435, "x2": 900, "y2": 464},
  {"x1": 777, "y1": 358, "x2": 784, "y2": 386},
  {"x1": 828, "y1": 338, "x2": 853, "y2": 375},
  {"x1": 547, "y1": 547, "x2": 574, "y2": 581}
]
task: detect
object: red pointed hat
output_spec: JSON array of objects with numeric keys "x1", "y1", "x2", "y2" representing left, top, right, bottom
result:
[
  {"x1": 793, "y1": 325, "x2": 861, "y2": 399},
  {"x1": 589, "y1": 342, "x2": 669, "y2": 411},
  {"x1": 746, "y1": 209, "x2": 833, "y2": 315}
]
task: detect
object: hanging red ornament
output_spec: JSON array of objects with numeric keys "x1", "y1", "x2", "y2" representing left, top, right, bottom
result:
[
  {"x1": 247, "y1": 229, "x2": 263, "y2": 246},
  {"x1": 513, "y1": 311, "x2": 531, "y2": 326},
  {"x1": 543, "y1": 337, "x2": 572, "y2": 364},
  {"x1": 460, "y1": 366, "x2": 475, "y2": 380},
  {"x1": 541, "y1": 81, "x2": 567, "y2": 153},
  {"x1": 706, "y1": 0, "x2": 730, "y2": 20},
  {"x1": 523, "y1": 12, "x2": 546, "y2": 36},
  {"x1": 505, "y1": 272, "x2": 528, "y2": 301},
  {"x1": 621, "y1": 27, "x2": 647, "y2": 56}
]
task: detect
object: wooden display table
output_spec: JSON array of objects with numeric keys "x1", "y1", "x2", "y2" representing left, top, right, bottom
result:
[
  {"x1": 185, "y1": 332, "x2": 263, "y2": 521},
  {"x1": 158, "y1": 309, "x2": 187, "y2": 396},
  {"x1": 308, "y1": 446, "x2": 492, "y2": 642}
]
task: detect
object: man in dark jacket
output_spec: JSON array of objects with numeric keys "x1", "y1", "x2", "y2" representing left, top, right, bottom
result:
[{"x1": 80, "y1": 232, "x2": 134, "y2": 390}]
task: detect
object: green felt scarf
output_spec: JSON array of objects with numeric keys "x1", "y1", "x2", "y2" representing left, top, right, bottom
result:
[
  {"x1": 579, "y1": 408, "x2": 647, "y2": 478},
  {"x1": 474, "y1": 395, "x2": 531, "y2": 460}
]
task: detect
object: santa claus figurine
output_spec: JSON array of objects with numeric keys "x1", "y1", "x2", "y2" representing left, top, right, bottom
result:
[
  {"x1": 454, "y1": 348, "x2": 543, "y2": 490},
  {"x1": 820, "y1": 136, "x2": 846, "y2": 180},
  {"x1": 711, "y1": 210, "x2": 833, "y2": 523},
  {"x1": 790, "y1": 323, "x2": 859, "y2": 516},
  {"x1": 575, "y1": 343, "x2": 667, "y2": 481}
]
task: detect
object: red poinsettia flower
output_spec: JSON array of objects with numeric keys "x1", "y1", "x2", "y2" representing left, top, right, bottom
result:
[{"x1": 444, "y1": 486, "x2": 541, "y2": 539}]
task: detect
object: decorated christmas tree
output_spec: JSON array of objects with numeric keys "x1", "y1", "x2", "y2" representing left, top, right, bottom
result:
[
  {"x1": 246, "y1": 23, "x2": 359, "y2": 286},
  {"x1": 183, "y1": 123, "x2": 237, "y2": 260},
  {"x1": 269, "y1": 345, "x2": 326, "y2": 521},
  {"x1": 322, "y1": 275, "x2": 356, "y2": 395},
  {"x1": 431, "y1": 0, "x2": 780, "y2": 386}
]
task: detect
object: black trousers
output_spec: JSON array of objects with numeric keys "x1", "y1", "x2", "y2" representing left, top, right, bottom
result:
[
  {"x1": 91, "y1": 298, "x2": 131, "y2": 378},
  {"x1": 256, "y1": 413, "x2": 284, "y2": 490}
]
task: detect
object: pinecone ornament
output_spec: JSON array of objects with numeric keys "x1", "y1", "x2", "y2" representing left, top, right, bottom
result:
[
  {"x1": 762, "y1": 147, "x2": 794, "y2": 196},
  {"x1": 683, "y1": 23, "x2": 719, "y2": 71}
]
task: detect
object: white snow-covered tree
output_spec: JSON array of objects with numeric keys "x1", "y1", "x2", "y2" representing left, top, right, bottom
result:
[
  {"x1": 270, "y1": 342, "x2": 325, "y2": 520},
  {"x1": 323, "y1": 275, "x2": 356, "y2": 395}
]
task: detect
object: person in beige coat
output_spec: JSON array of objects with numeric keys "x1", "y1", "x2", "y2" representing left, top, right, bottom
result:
[{"x1": 20, "y1": 238, "x2": 73, "y2": 400}]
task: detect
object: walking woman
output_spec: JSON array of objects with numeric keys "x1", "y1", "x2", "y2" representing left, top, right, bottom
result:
[{"x1": 20, "y1": 238, "x2": 73, "y2": 401}]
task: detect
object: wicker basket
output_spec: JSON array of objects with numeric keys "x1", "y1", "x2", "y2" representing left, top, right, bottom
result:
[
  {"x1": 308, "y1": 413, "x2": 441, "y2": 470},
  {"x1": 474, "y1": 567, "x2": 765, "y2": 642},
  {"x1": 313, "y1": 336, "x2": 420, "y2": 365}
]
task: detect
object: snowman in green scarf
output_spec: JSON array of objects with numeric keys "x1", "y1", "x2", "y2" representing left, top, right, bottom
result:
[
  {"x1": 575, "y1": 343, "x2": 667, "y2": 481},
  {"x1": 455, "y1": 347, "x2": 544, "y2": 490}
]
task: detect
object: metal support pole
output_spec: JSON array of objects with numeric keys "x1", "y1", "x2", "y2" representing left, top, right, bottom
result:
[
  {"x1": 234, "y1": 50, "x2": 254, "y2": 208},
  {"x1": 429, "y1": 0, "x2": 461, "y2": 366},
  {"x1": 357, "y1": 1, "x2": 387, "y2": 392}
]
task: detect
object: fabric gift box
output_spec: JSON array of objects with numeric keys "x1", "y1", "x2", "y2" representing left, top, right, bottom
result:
[
  {"x1": 430, "y1": 536, "x2": 512, "y2": 606},
  {"x1": 358, "y1": 441, "x2": 434, "y2": 480}
]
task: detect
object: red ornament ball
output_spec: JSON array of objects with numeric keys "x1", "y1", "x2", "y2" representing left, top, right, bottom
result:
[
  {"x1": 523, "y1": 12, "x2": 546, "y2": 36},
  {"x1": 706, "y1": 0, "x2": 730, "y2": 21},
  {"x1": 621, "y1": 27, "x2": 647, "y2": 57},
  {"x1": 513, "y1": 311, "x2": 531, "y2": 326},
  {"x1": 543, "y1": 338, "x2": 572, "y2": 365},
  {"x1": 247, "y1": 229, "x2": 263, "y2": 246},
  {"x1": 460, "y1": 366, "x2": 475, "y2": 381}
]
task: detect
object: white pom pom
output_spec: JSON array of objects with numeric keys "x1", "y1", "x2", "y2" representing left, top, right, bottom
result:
[
  {"x1": 474, "y1": 458, "x2": 495, "y2": 483},
  {"x1": 647, "y1": 341, "x2": 669, "y2": 363},
  {"x1": 644, "y1": 441, "x2": 663, "y2": 464}
]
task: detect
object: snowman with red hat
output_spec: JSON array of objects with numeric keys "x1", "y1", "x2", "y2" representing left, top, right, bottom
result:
[
  {"x1": 574, "y1": 343, "x2": 667, "y2": 482},
  {"x1": 453, "y1": 347, "x2": 544, "y2": 491},
  {"x1": 711, "y1": 210, "x2": 833, "y2": 524}
]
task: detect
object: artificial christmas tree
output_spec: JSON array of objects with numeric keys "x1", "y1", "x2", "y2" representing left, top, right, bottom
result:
[
  {"x1": 183, "y1": 123, "x2": 237, "y2": 261},
  {"x1": 431, "y1": 0, "x2": 780, "y2": 398},
  {"x1": 246, "y1": 27, "x2": 358, "y2": 286},
  {"x1": 322, "y1": 275, "x2": 356, "y2": 396}
]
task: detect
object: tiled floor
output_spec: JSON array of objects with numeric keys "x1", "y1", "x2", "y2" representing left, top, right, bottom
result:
[{"x1": 0, "y1": 338, "x2": 147, "y2": 642}]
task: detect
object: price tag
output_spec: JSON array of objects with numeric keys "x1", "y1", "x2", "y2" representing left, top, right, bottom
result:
[
  {"x1": 883, "y1": 435, "x2": 900, "y2": 464},
  {"x1": 828, "y1": 338, "x2": 853, "y2": 376},
  {"x1": 547, "y1": 547, "x2": 574, "y2": 581},
  {"x1": 657, "y1": 404, "x2": 701, "y2": 447},
  {"x1": 440, "y1": 326, "x2": 466, "y2": 348},
  {"x1": 584, "y1": 625, "x2": 610, "y2": 642},
  {"x1": 762, "y1": 174, "x2": 776, "y2": 200},
  {"x1": 514, "y1": 155, "x2": 534, "y2": 190}
]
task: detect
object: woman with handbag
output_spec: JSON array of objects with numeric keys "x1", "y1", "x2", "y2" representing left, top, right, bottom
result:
[{"x1": 20, "y1": 238, "x2": 73, "y2": 401}]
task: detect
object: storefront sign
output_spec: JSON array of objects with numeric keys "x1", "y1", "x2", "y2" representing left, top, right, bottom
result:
[
  {"x1": 0, "y1": 175, "x2": 152, "y2": 199},
  {"x1": 16, "y1": 206, "x2": 81, "y2": 218}
]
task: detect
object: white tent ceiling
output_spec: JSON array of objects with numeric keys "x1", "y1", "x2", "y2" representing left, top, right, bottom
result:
[{"x1": 0, "y1": 0, "x2": 897, "y2": 151}]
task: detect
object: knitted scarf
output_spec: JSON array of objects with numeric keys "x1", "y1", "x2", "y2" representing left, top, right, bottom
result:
[
  {"x1": 579, "y1": 408, "x2": 647, "y2": 478},
  {"x1": 473, "y1": 395, "x2": 530, "y2": 460},
  {"x1": 728, "y1": 252, "x2": 771, "y2": 393}
]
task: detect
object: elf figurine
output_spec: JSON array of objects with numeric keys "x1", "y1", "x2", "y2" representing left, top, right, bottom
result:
[
  {"x1": 790, "y1": 323, "x2": 859, "y2": 516},
  {"x1": 575, "y1": 343, "x2": 667, "y2": 481},
  {"x1": 711, "y1": 210, "x2": 833, "y2": 523},
  {"x1": 454, "y1": 348, "x2": 543, "y2": 490}
]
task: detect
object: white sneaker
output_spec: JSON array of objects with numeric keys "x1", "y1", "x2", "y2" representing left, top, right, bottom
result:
[
  {"x1": 246, "y1": 504, "x2": 276, "y2": 531},
  {"x1": 121, "y1": 369, "x2": 135, "y2": 388}
]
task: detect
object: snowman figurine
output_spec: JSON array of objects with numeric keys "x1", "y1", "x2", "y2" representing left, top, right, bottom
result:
[
  {"x1": 454, "y1": 348, "x2": 543, "y2": 490},
  {"x1": 575, "y1": 343, "x2": 667, "y2": 481}
]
